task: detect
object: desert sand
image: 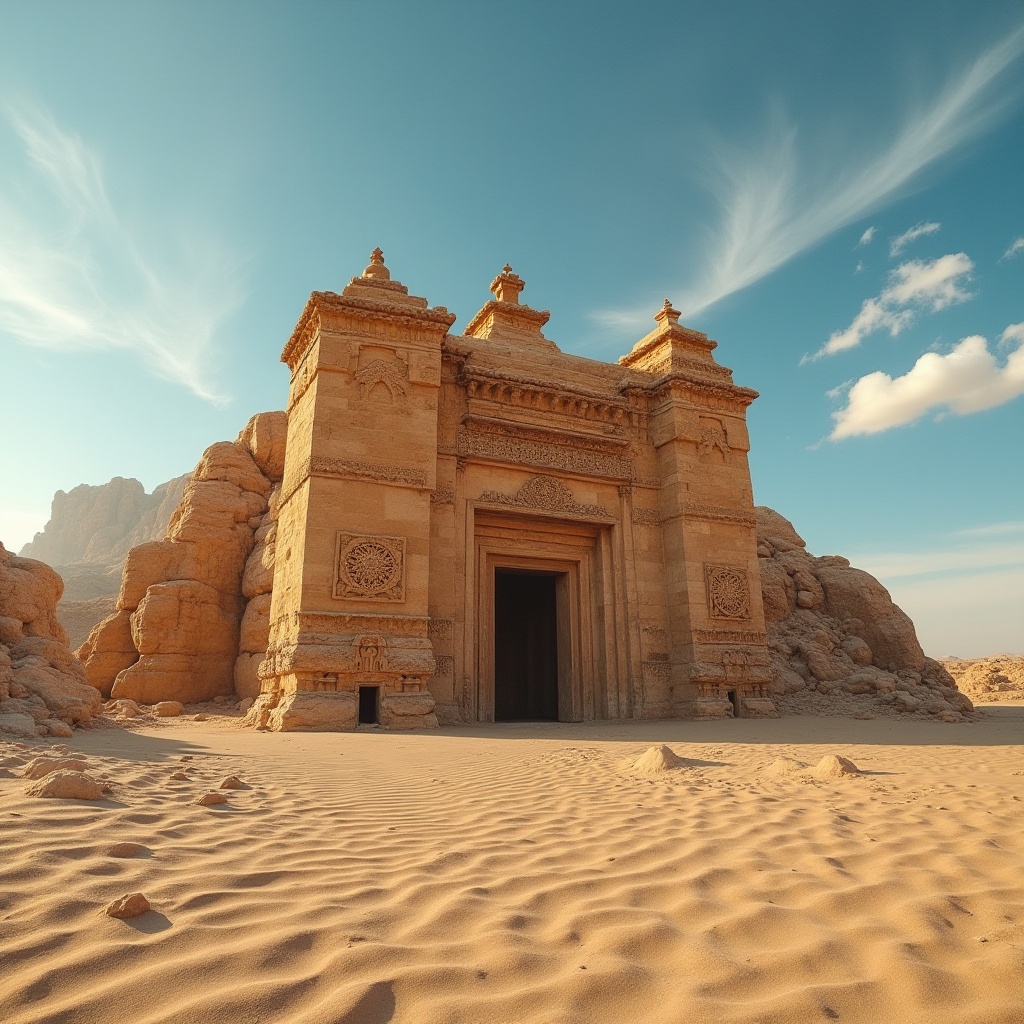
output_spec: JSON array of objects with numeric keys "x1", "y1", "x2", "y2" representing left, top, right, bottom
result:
[{"x1": 2, "y1": 710, "x2": 1022, "y2": 1024}]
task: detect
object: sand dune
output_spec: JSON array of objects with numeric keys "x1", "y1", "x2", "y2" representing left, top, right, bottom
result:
[{"x1": 2, "y1": 711, "x2": 1023, "y2": 1024}]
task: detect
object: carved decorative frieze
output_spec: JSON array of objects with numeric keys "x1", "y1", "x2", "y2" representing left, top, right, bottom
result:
[
  {"x1": 434, "y1": 655, "x2": 455, "y2": 677},
  {"x1": 428, "y1": 618, "x2": 453, "y2": 637},
  {"x1": 430, "y1": 486, "x2": 455, "y2": 505},
  {"x1": 692, "y1": 628, "x2": 767, "y2": 645},
  {"x1": 354, "y1": 634, "x2": 388, "y2": 672},
  {"x1": 459, "y1": 427, "x2": 631, "y2": 480},
  {"x1": 641, "y1": 622, "x2": 668, "y2": 646},
  {"x1": 478, "y1": 474, "x2": 613, "y2": 519},
  {"x1": 705, "y1": 564, "x2": 751, "y2": 620},
  {"x1": 642, "y1": 661, "x2": 672, "y2": 683},
  {"x1": 681, "y1": 502, "x2": 756, "y2": 527},
  {"x1": 631, "y1": 507, "x2": 662, "y2": 526},
  {"x1": 334, "y1": 533, "x2": 406, "y2": 602},
  {"x1": 311, "y1": 456, "x2": 427, "y2": 488}
]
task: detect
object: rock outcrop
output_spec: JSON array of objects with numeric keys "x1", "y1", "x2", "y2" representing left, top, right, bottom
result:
[
  {"x1": 757, "y1": 507, "x2": 974, "y2": 721},
  {"x1": 0, "y1": 542, "x2": 103, "y2": 736},
  {"x1": 77, "y1": 413, "x2": 287, "y2": 704},
  {"x1": 940, "y1": 655, "x2": 1024, "y2": 702}
]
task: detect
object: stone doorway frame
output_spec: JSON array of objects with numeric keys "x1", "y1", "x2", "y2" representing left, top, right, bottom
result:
[{"x1": 470, "y1": 511, "x2": 605, "y2": 724}]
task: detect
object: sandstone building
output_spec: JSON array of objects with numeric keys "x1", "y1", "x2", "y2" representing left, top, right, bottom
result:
[{"x1": 252, "y1": 251, "x2": 773, "y2": 730}]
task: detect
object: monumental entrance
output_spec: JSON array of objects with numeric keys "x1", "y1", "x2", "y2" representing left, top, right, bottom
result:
[{"x1": 253, "y1": 251, "x2": 774, "y2": 730}]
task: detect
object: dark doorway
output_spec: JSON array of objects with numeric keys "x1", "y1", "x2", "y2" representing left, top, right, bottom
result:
[
  {"x1": 494, "y1": 569, "x2": 560, "y2": 721},
  {"x1": 358, "y1": 686, "x2": 379, "y2": 725},
  {"x1": 727, "y1": 689, "x2": 740, "y2": 717}
]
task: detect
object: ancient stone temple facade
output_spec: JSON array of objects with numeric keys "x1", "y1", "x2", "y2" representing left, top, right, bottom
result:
[{"x1": 253, "y1": 250, "x2": 774, "y2": 730}]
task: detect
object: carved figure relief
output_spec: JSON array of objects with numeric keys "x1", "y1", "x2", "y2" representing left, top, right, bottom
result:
[
  {"x1": 355, "y1": 358, "x2": 408, "y2": 401},
  {"x1": 478, "y1": 474, "x2": 613, "y2": 519},
  {"x1": 723, "y1": 650, "x2": 750, "y2": 681},
  {"x1": 705, "y1": 564, "x2": 751, "y2": 620},
  {"x1": 334, "y1": 533, "x2": 406, "y2": 601},
  {"x1": 698, "y1": 417, "x2": 731, "y2": 459},
  {"x1": 354, "y1": 634, "x2": 387, "y2": 672}
]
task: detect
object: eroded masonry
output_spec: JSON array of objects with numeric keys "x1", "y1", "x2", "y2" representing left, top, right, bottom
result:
[{"x1": 250, "y1": 251, "x2": 774, "y2": 730}]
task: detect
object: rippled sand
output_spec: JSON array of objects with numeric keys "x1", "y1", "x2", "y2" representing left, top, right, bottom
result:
[{"x1": 2, "y1": 708, "x2": 1022, "y2": 1024}]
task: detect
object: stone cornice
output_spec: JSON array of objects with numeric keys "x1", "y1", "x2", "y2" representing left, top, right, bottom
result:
[
  {"x1": 461, "y1": 367, "x2": 636, "y2": 426},
  {"x1": 462, "y1": 413, "x2": 629, "y2": 454},
  {"x1": 282, "y1": 291, "x2": 456, "y2": 370},
  {"x1": 620, "y1": 373, "x2": 759, "y2": 408}
]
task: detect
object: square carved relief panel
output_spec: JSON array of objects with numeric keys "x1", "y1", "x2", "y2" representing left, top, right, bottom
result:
[
  {"x1": 704, "y1": 563, "x2": 751, "y2": 620},
  {"x1": 334, "y1": 532, "x2": 406, "y2": 602}
]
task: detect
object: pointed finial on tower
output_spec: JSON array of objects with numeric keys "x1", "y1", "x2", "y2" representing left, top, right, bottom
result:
[
  {"x1": 654, "y1": 298, "x2": 681, "y2": 327},
  {"x1": 362, "y1": 247, "x2": 390, "y2": 280},
  {"x1": 490, "y1": 264, "x2": 525, "y2": 304}
]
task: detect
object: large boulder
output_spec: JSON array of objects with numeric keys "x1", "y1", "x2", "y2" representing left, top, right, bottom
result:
[
  {"x1": 0, "y1": 542, "x2": 103, "y2": 733},
  {"x1": 756, "y1": 508, "x2": 973, "y2": 720}
]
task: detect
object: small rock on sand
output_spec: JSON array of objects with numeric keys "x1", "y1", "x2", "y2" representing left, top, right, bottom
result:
[
  {"x1": 168, "y1": 771, "x2": 190, "y2": 781},
  {"x1": 21, "y1": 756, "x2": 89, "y2": 780},
  {"x1": 626, "y1": 744, "x2": 687, "y2": 774},
  {"x1": 104, "y1": 893, "x2": 151, "y2": 919},
  {"x1": 812, "y1": 754, "x2": 862, "y2": 779},
  {"x1": 193, "y1": 714, "x2": 208, "y2": 722},
  {"x1": 763, "y1": 757, "x2": 809, "y2": 778},
  {"x1": 27, "y1": 770, "x2": 105, "y2": 800},
  {"x1": 41, "y1": 720, "x2": 74, "y2": 737},
  {"x1": 196, "y1": 791, "x2": 227, "y2": 806},
  {"x1": 154, "y1": 701, "x2": 183, "y2": 717},
  {"x1": 108, "y1": 842, "x2": 148, "y2": 858},
  {"x1": 219, "y1": 775, "x2": 244, "y2": 789}
]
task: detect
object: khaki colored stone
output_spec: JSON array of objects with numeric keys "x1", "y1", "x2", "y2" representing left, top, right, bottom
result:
[{"x1": 104, "y1": 893, "x2": 151, "y2": 918}]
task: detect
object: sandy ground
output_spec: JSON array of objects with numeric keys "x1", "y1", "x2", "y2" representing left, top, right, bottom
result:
[{"x1": 1, "y1": 707, "x2": 1023, "y2": 1024}]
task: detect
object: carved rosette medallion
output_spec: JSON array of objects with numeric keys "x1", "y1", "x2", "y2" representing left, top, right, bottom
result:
[
  {"x1": 334, "y1": 533, "x2": 406, "y2": 601},
  {"x1": 704, "y1": 564, "x2": 751, "y2": 620}
]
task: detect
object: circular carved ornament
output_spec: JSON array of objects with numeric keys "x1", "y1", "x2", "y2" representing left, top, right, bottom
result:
[
  {"x1": 709, "y1": 567, "x2": 749, "y2": 618},
  {"x1": 343, "y1": 540, "x2": 400, "y2": 595}
]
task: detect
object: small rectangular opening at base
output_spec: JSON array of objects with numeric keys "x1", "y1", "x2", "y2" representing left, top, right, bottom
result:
[
  {"x1": 727, "y1": 689, "x2": 740, "y2": 717},
  {"x1": 358, "y1": 686, "x2": 379, "y2": 725}
]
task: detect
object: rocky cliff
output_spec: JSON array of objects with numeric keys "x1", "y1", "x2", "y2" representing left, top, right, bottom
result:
[
  {"x1": 21, "y1": 475, "x2": 189, "y2": 567},
  {"x1": 78, "y1": 413, "x2": 286, "y2": 704},
  {"x1": 21, "y1": 474, "x2": 190, "y2": 648},
  {"x1": 757, "y1": 508, "x2": 974, "y2": 721},
  {"x1": 0, "y1": 542, "x2": 103, "y2": 738},
  {"x1": 940, "y1": 655, "x2": 1024, "y2": 702}
]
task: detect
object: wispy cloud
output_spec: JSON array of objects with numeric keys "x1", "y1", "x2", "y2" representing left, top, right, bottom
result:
[
  {"x1": 889, "y1": 220, "x2": 941, "y2": 256},
  {"x1": 0, "y1": 100, "x2": 247, "y2": 403},
  {"x1": 810, "y1": 252, "x2": 973, "y2": 360},
  {"x1": 858, "y1": 226, "x2": 876, "y2": 247},
  {"x1": 829, "y1": 325, "x2": 1024, "y2": 439},
  {"x1": 594, "y1": 24, "x2": 1024, "y2": 328},
  {"x1": 955, "y1": 520, "x2": 1024, "y2": 538},
  {"x1": 1003, "y1": 236, "x2": 1024, "y2": 259}
]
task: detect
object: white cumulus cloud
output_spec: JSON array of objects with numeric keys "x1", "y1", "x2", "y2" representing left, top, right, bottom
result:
[
  {"x1": 811, "y1": 252, "x2": 974, "y2": 359},
  {"x1": 829, "y1": 328, "x2": 1024, "y2": 439},
  {"x1": 889, "y1": 221, "x2": 941, "y2": 256},
  {"x1": 0, "y1": 100, "x2": 247, "y2": 404}
]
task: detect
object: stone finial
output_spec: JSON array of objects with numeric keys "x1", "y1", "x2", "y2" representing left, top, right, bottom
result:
[
  {"x1": 362, "y1": 247, "x2": 391, "y2": 281},
  {"x1": 654, "y1": 298, "x2": 681, "y2": 327},
  {"x1": 490, "y1": 264, "x2": 525, "y2": 304}
]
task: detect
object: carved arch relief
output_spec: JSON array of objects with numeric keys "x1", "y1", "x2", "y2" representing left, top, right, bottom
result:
[{"x1": 478, "y1": 474, "x2": 613, "y2": 519}]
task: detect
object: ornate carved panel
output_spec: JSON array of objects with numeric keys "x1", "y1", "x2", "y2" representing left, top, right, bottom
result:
[
  {"x1": 631, "y1": 507, "x2": 662, "y2": 526},
  {"x1": 334, "y1": 533, "x2": 406, "y2": 602},
  {"x1": 698, "y1": 417, "x2": 730, "y2": 459},
  {"x1": 704, "y1": 564, "x2": 751, "y2": 620},
  {"x1": 681, "y1": 502, "x2": 756, "y2": 527},
  {"x1": 478, "y1": 474, "x2": 613, "y2": 519}
]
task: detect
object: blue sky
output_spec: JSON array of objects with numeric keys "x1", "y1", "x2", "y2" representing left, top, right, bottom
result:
[{"x1": 1, "y1": 2, "x2": 1021, "y2": 657}]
